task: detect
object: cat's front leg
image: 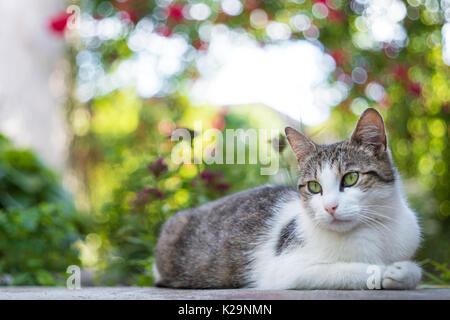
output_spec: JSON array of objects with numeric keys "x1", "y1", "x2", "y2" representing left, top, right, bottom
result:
[
  {"x1": 287, "y1": 262, "x2": 386, "y2": 290},
  {"x1": 382, "y1": 261, "x2": 422, "y2": 290},
  {"x1": 286, "y1": 261, "x2": 421, "y2": 290}
]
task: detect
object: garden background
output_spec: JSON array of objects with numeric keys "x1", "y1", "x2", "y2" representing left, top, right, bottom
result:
[{"x1": 0, "y1": 0, "x2": 449, "y2": 287}]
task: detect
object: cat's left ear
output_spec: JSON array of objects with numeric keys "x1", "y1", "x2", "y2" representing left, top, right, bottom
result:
[{"x1": 350, "y1": 108, "x2": 387, "y2": 151}]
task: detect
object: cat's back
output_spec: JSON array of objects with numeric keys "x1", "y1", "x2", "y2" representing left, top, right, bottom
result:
[{"x1": 154, "y1": 184, "x2": 297, "y2": 288}]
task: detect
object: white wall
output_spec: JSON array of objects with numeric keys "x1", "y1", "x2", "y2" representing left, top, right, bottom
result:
[{"x1": 0, "y1": 0, "x2": 69, "y2": 170}]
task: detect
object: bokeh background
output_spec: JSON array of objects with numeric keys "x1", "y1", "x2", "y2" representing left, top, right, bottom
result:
[{"x1": 0, "y1": 0, "x2": 449, "y2": 286}]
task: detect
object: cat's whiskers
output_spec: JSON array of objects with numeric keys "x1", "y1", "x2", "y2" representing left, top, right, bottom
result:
[
  {"x1": 360, "y1": 211, "x2": 394, "y2": 223},
  {"x1": 359, "y1": 209, "x2": 395, "y2": 223},
  {"x1": 343, "y1": 206, "x2": 390, "y2": 227},
  {"x1": 357, "y1": 213, "x2": 393, "y2": 234},
  {"x1": 361, "y1": 204, "x2": 398, "y2": 214},
  {"x1": 346, "y1": 204, "x2": 395, "y2": 222},
  {"x1": 357, "y1": 216, "x2": 387, "y2": 234}
]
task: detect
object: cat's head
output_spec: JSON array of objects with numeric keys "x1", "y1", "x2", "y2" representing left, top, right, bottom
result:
[{"x1": 285, "y1": 108, "x2": 396, "y2": 233}]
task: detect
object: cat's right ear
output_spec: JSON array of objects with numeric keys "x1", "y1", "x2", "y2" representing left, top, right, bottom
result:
[
  {"x1": 285, "y1": 127, "x2": 316, "y2": 162},
  {"x1": 350, "y1": 108, "x2": 387, "y2": 151}
]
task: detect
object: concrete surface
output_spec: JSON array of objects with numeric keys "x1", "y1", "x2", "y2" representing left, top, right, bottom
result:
[{"x1": 0, "y1": 287, "x2": 449, "y2": 300}]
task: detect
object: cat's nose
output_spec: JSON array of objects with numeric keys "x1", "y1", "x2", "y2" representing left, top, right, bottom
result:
[{"x1": 324, "y1": 203, "x2": 338, "y2": 216}]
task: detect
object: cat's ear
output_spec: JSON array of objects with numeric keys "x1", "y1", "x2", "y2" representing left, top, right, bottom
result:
[
  {"x1": 350, "y1": 108, "x2": 387, "y2": 151},
  {"x1": 285, "y1": 127, "x2": 316, "y2": 162}
]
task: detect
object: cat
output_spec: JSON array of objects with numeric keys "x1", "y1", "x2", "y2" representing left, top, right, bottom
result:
[{"x1": 153, "y1": 108, "x2": 422, "y2": 290}]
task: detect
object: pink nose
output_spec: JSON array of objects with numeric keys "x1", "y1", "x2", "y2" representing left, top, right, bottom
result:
[{"x1": 325, "y1": 204, "x2": 338, "y2": 216}]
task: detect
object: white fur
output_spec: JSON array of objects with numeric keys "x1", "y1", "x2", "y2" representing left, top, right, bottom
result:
[
  {"x1": 247, "y1": 164, "x2": 421, "y2": 290},
  {"x1": 153, "y1": 263, "x2": 162, "y2": 283}
]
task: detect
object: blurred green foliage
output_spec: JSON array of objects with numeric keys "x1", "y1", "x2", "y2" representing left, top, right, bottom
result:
[
  {"x1": 63, "y1": 0, "x2": 449, "y2": 285},
  {"x1": 72, "y1": 93, "x2": 275, "y2": 285},
  {"x1": 0, "y1": 135, "x2": 86, "y2": 285}
]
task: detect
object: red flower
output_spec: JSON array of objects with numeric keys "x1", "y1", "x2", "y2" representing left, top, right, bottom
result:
[
  {"x1": 199, "y1": 169, "x2": 230, "y2": 193},
  {"x1": 200, "y1": 170, "x2": 224, "y2": 184},
  {"x1": 119, "y1": 9, "x2": 138, "y2": 24},
  {"x1": 148, "y1": 187, "x2": 165, "y2": 199},
  {"x1": 244, "y1": 0, "x2": 261, "y2": 10},
  {"x1": 132, "y1": 187, "x2": 164, "y2": 207},
  {"x1": 328, "y1": 9, "x2": 345, "y2": 23},
  {"x1": 211, "y1": 115, "x2": 226, "y2": 131},
  {"x1": 409, "y1": 82, "x2": 422, "y2": 97},
  {"x1": 48, "y1": 11, "x2": 71, "y2": 36},
  {"x1": 165, "y1": 3, "x2": 185, "y2": 22},
  {"x1": 133, "y1": 189, "x2": 150, "y2": 206},
  {"x1": 194, "y1": 40, "x2": 209, "y2": 52},
  {"x1": 147, "y1": 158, "x2": 168, "y2": 178},
  {"x1": 329, "y1": 49, "x2": 349, "y2": 66},
  {"x1": 215, "y1": 182, "x2": 231, "y2": 192},
  {"x1": 391, "y1": 65, "x2": 409, "y2": 81},
  {"x1": 200, "y1": 170, "x2": 216, "y2": 184}
]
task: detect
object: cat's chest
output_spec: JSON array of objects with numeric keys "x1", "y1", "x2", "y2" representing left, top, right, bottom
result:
[{"x1": 303, "y1": 228, "x2": 388, "y2": 263}]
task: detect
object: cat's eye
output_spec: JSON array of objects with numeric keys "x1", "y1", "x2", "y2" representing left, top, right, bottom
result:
[
  {"x1": 307, "y1": 181, "x2": 322, "y2": 194},
  {"x1": 342, "y1": 172, "x2": 359, "y2": 187}
]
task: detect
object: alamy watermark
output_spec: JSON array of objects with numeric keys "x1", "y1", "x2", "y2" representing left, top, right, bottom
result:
[
  {"x1": 171, "y1": 121, "x2": 281, "y2": 176},
  {"x1": 366, "y1": 265, "x2": 382, "y2": 290},
  {"x1": 66, "y1": 265, "x2": 81, "y2": 290},
  {"x1": 66, "y1": 5, "x2": 81, "y2": 31}
]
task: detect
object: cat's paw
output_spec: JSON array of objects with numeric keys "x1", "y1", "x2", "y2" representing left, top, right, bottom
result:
[{"x1": 382, "y1": 261, "x2": 421, "y2": 290}]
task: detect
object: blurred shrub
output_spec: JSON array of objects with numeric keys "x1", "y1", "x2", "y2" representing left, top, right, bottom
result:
[
  {"x1": 0, "y1": 135, "x2": 85, "y2": 285},
  {"x1": 75, "y1": 94, "x2": 275, "y2": 285}
]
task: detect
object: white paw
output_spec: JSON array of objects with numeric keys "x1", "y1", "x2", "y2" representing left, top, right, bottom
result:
[{"x1": 382, "y1": 261, "x2": 421, "y2": 290}]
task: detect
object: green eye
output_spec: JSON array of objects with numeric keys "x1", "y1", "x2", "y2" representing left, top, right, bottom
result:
[
  {"x1": 307, "y1": 181, "x2": 322, "y2": 194},
  {"x1": 343, "y1": 172, "x2": 359, "y2": 187}
]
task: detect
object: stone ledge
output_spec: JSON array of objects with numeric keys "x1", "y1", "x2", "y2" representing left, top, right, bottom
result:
[{"x1": 0, "y1": 287, "x2": 449, "y2": 300}]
